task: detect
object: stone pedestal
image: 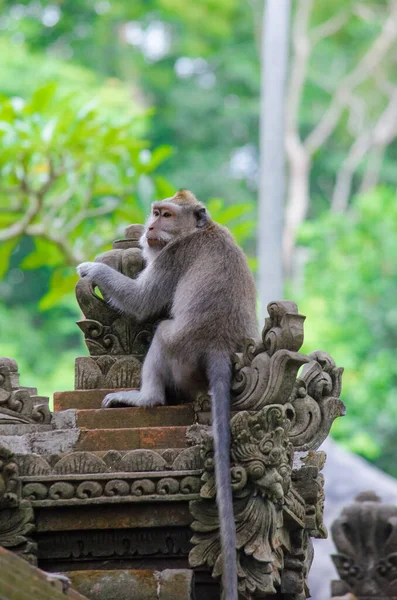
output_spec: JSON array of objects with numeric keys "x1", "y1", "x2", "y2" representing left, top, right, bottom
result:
[
  {"x1": 74, "y1": 224, "x2": 156, "y2": 391},
  {"x1": 0, "y1": 301, "x2": 345, "y2": 599}
]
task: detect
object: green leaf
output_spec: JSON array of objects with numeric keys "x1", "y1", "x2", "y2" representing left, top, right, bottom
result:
[
  {"x1": 154, "y1": 175, "x2": 176, "y2": 198},
  {"x1": 0, "y1": 237, "x2": 20, "y2": 278},
  {"x1": 26, "y1": 82, "x2": 58, "y2": 114},
  {"x1": 39, "y1": 269, "x2": 78, "y2": 311},
  {"x1": 141, "y1": 145, "x2": 173, "y2": 172},
  {"x1": 21, "y1": 238, "x2": 64, "y2": 270}
]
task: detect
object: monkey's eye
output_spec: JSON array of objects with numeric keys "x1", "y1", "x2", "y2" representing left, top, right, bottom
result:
[
  {"x1": 153, "y1": 210, "x2": 160, "y2": 217},
  {"x1": 163, "y1": 212, "x2": 172, "y2": 218}
]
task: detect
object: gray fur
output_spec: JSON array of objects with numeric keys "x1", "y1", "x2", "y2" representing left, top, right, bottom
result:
[{"x1": 77, "y1": 190, "x2": 258, "y2": 599}]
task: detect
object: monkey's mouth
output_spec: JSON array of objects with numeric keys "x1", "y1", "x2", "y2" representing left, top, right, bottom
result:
[{"x1": 147, "y1": 238, "x2": 168, "y2": 248}]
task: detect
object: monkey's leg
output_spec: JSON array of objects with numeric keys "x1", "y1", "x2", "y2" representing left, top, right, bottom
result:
[{"x1": 102, "y1": 322, "x2": 171, "y2": 408}]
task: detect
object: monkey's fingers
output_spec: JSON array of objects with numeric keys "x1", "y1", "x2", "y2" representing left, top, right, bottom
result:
[{"x1": 76, "y1": 262, "x2": 97, "y2": 278}]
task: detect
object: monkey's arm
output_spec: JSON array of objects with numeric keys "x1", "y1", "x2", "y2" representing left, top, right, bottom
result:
[{"x1": 77, "y1": 261, "x2": 173, "y2": 321}]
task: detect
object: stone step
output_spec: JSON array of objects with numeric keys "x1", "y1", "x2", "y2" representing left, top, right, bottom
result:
[
  {"x1": 74, "y1": 404, "x2": 195, "y2": 429},
  {"x1": 54, "y1": 389, "x2": 133, "y2": 411},
  {"x1": 75, "y1": 426, "x2": 189, "y2": 452}
]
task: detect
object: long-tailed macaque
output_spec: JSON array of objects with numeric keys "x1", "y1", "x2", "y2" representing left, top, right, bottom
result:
[{"x1": 77, "y1": 190, "x2": 258, "y2": 600}]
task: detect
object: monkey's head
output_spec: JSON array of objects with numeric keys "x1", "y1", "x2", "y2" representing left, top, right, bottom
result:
[{"x1": 140, "y1": 190, "x2": 209, "y2": 263}]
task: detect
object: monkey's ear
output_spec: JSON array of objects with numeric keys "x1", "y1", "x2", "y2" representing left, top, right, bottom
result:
[{"x1": 195, "y1": 207, "x2": 208, "y2": 228}]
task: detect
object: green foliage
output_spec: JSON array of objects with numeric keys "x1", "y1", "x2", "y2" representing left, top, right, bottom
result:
[
  {"x1": 0, "y1": 82, "x2": 172, "y2": 307},
  {"x1": 298, "y1": 188, "x2": 397, "y2": 475}
]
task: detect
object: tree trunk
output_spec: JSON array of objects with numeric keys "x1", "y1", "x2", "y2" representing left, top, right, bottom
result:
[{"x1": 258, "y1": 0, "x2": 291, "y2": 322}]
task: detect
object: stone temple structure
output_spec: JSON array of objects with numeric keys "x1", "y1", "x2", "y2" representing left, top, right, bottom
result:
[{"x1": 0, "y1": 224, "x2": 346, "y2": 599}]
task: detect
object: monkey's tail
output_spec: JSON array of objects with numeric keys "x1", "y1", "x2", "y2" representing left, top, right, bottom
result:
[{"x1": 207, "y1": 351, "x2": 238, "y2": 600}]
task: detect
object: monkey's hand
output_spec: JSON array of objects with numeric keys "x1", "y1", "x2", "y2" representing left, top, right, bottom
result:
[
  {"x1": 102, "y1": 391, "x2": 165, "y2": 408},
  {"x1": 76, "y1": 261, "x2": 110, "y2": 281}
]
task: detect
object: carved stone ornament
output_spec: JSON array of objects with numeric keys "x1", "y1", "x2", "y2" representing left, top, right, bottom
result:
[
  {"x1": 0, "y1": 357, "x2": 51, "y2": 425},
  {"x1": 17, "y1": 447, "x2": 202, "y2": 507},
  {"x1": 331, "y1": 491, "x2": 397, "y2": 599},
  {"x1": 0, "y1": 446, "x2": 20, "y2": 508},
  {"x1": 0, "y1": 445, "x2": 37, "y2": 564},
  {"x1": 189, "y1": 302, "x2": 345, "y2": 599},
  {"x1": 190, "y1": 405, "x2": 294, "y2": 598},
  {"x1": 75, "y1": 225, "x2": 156, "y2": 389}
]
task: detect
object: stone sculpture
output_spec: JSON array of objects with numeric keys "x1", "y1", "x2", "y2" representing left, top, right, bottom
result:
[
  {"x1": 331, "y1": 491, "x2": 397, "y2": 599},
  {"x1": 74, "y1": 224, "x2": 156, "y2": 389}
]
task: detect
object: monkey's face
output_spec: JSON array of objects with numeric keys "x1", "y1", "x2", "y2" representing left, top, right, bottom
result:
[{"x1": 143, "y1": 201, "x2": 207, "y2": 249}]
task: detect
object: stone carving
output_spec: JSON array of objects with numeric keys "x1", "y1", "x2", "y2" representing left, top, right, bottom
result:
[
  {"x1": 0, "y1": 502, "x2": 36, "y2": 564},
  {"x1": 75, "y1": 224, "x2": 156, "y2": 389},
  {"x1": 0, "y1": 445, "x2": 36, "y2": 564},
  {"x1": 231, "y1": 301, "x2": 308, "y2": 411},
  {"x1": 289, "y1": 351, "x2": 345, "y2": 451},
  {"x1": 190, "y1": 405, "x2": 295, "y2": 597},
  {"x1": 189, "y1": 302, "x2": 345, "y2": 599},
  {"x1": 0, "y1": 446, "x2": 20, "y2": 507},
  {"x1": 16, "y1": 448, "x2": 202, "y2": 507},
  {"x1": 17, "y1": 448, "x2": 201, "y2": 477},
  {"x1": 292, "y1": 450, "x2": 327, "y2": 538},
  {"x1": 331, "y1": 491, "x2": 397, "y2": 599},
  {"x1": 0, "y1": 358, "x2": 51, "y2": 425}
]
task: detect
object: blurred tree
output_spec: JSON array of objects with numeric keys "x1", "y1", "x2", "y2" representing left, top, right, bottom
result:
[
  {"x1": 286, "y1": 0, "x2": 397, "y2": 272},
  {"x1": 298, "y1": 187, "x2": 397, "y2": 476},
  {"x1": 0, "y1": 82, "x2": 173, "y2": 308}
]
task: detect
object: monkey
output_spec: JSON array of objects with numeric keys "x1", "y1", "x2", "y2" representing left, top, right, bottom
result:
[{"x1": 77, "y1": 190, "x2": 258, "y2": 600}]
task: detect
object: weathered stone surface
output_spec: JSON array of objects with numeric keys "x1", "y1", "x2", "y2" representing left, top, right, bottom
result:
[
  {"x1": 66, "y1": 568, "x2": 195, "y2": 600},
  {"x1": 0, "y1": 545, "x2": 88, "y2": 599},
  {"x1": 0, "y1": 429, "x2": 80, "y2": 456}
]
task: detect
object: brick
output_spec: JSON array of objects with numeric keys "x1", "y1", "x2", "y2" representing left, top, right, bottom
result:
[
  {"x1": 75, "y1": 404, "x2": 195, "y2": 429},
  {"x1": 54, "y1": 389, "x2": 135, "y2": 411},
  {"x1": 75, "y1": 426, "x2": 189, "y2": 451}
]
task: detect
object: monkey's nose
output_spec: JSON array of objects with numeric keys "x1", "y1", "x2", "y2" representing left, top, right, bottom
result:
[{"x1": 149, "y1": 226, "x2": 154, "y2": 231}]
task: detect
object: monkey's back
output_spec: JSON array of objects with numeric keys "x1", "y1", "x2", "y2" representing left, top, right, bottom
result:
[{"x1": 163, "y1": 222, "x2": 258, "y2": 357}]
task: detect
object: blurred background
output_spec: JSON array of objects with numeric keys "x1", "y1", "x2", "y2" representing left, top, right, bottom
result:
[{"x1": 0, "y1": 0, "x2": 397, "y2": 487}]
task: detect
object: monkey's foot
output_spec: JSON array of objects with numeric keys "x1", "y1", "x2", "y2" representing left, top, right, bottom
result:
[{"x1": 102, "y1": 391, "x2": 165, "y2": 408}]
